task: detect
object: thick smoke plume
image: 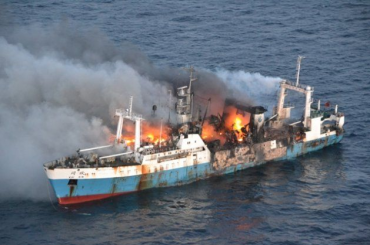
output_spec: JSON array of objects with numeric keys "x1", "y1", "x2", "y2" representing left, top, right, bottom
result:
[
  {"x1": 0, "y1": 23, "x2": 280, "y2": 201},
  {"x1": 215, "y1": 69, "x2": 281, "y2": 110}
]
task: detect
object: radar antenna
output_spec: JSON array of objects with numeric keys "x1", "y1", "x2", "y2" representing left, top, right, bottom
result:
[{"x1": 176, "y1": 66, "x2": 197, "y2": 125}]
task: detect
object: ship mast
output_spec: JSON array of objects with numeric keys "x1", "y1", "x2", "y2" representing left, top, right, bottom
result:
[
  {"x1": 296, "y1": 55, "x2": 305, "y2": 86},
  {"x1": 275, "y1": 55, "x2": 313, "y2": 128},
  {"x1": 168, "y1": 89, "x2": 172, "y2": 123},
  {"x1": 115, "y1": 96, "x2": 144, "y2": 161},
  {"x1": 176, "y1": 66, "x2": 197, "y2": 125},
  {"x1": 187, "y1": 66, "x2": 196, "y2": 93}
]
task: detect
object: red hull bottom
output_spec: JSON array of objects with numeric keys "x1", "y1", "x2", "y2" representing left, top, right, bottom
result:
[{"x1": 58, "y1": 191, "x2": 135, "y2": 205}]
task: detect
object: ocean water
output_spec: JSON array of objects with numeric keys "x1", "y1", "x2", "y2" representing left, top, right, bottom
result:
[{"x1": 1, "y1": 0, "x2": 370, "y2": 244}]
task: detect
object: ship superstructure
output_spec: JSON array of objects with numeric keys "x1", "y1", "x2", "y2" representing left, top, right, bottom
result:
[{"x1": 44, "y1": 57, "x2": 345, "y2": 205}]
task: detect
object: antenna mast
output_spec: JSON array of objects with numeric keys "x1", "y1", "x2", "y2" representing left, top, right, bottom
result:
[
  {"x1": 296, "y1": 55, "x2": 305, "y2": 86},
  {"x1": 129, "y1": 96, "x2": 133, "y2": 117},
  {"x1": 176, "y1": 66, "x2": 197, "y2": 125},
  {"x1": 184, "y1": 66, "x2": 197, "y2": 93}
]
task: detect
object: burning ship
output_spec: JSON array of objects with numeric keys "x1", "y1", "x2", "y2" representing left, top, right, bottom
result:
[{"x1": 44, "y1": 57, "x2": 345, "y2": 205}]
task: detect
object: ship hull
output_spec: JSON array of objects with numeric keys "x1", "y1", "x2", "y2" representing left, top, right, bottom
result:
[
  {"x1": 47, "y1": 134, "x2": 343, "y2": 205},
  {"x1": 51, "y1": 161, "x2": 222, "y2": 205}
]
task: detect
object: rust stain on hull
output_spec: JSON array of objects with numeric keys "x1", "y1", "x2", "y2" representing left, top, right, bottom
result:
[{"x1": 69, "y1": 185, "x2": 76, "y2": 197}]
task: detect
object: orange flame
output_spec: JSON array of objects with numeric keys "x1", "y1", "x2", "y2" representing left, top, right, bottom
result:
[
  {"x1": 118, "y1": 120, "x2": 169, "y2": 147},
  {"x1": 234, "y1": 117, "x2": 243, "y2": 131},
  {"x1": 147, "y1": 134, "x2": 154, "y2": 141},
  {"x1": 111, "y1": 105, "x2": 252, "y2": 147},
  {"x1": 201, "y1": 105, "x2": 251, "y2": 144}
]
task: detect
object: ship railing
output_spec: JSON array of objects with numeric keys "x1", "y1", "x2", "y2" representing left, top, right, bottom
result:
[
  {"x1": 142, "y1": 145, "x2": 205, "y2": 157},
  {"x1": 43, "y1": 154, "x2": 79, "y2": 169},
  {"x1": 156, "y1": 147, "x2": 205, "y2": 163},
  {"x1": 158, "y1": 152, "x2": 189, "y2": 163},
  {"x1": 142, "y1": 146, "x2": 178, "y2": 155}
]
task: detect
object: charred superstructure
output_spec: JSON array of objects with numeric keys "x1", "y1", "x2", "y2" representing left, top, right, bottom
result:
[{"x1": 44, "y1": 57, "x2": 345, "y2": 205}]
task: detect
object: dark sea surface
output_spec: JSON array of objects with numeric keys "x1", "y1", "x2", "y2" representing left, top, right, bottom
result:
[{"x1": 1, "y1": 0, "x2": 370, "y2": 244}]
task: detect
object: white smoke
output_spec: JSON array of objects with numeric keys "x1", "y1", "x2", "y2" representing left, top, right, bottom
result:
[
  {"x1": 215, "y1": 69, "x2": 281, "y2": 110},
  {"x1": 0, "y1": 36, "x2": 170, "y2": 201},
  {"x1": 0, "y1": 104, "x2": 110, "y2": 200}
]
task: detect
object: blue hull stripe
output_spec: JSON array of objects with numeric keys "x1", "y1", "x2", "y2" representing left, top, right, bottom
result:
[{"x1": 50, "y1": 134, "x2": 343, "y2": 199}]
